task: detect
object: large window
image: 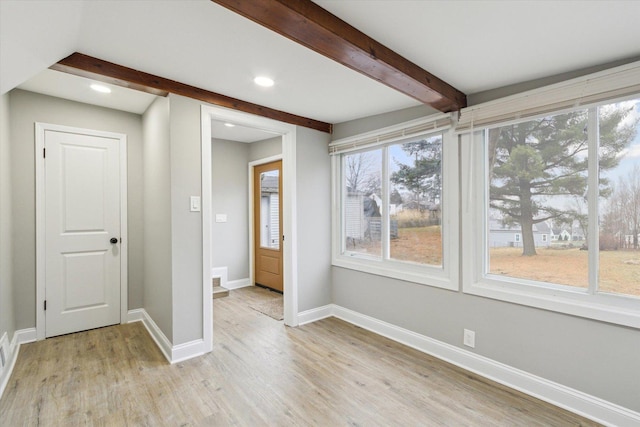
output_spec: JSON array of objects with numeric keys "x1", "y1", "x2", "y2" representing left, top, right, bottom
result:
[
  {"x1": 342, "y1": 137, "x2": 443, "y2": 265},
  {"x1": 599, "y1": 99, "x2": 640, "y2": 297},
  {"x1": 333, "y1": 61, "x2": 640, "y2": 327},
  {"x1": 485, "y1": 99, "x2": 640, "y2": 297},
  {"x1": 343, "y1": 149, "x2": 383, "y2": 258},
  {"x1": 486, "y1": 108, "x2": 591, "y2": 289},
  {"x1": 462, "y1": 92, "x2": 640, "y2": 328},
  {"x1": 331, "y1": 116, "x2": 457, "y2": 289}
]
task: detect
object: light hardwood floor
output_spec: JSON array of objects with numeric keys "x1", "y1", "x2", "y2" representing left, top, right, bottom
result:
[{"x1": 0, "y1": 286, "x2": 598, "y2": 426}]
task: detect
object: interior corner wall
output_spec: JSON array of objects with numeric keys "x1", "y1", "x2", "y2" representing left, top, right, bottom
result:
[
  {"x1": 167, "y1": 94, "x2": 203, "y2": 345},
  {"x1": 0, "y1": 92, "x2": 15, "y2": 341},
  {"x1": 211, "y1": 138, "x2": 249, "y2": 282},
  {"x1": 142, "y1": 96, "x2": 173, "y2": 340},
  {"x1": 295, "y1": 127, "x2": 332, "y2": 311},
  {"x1": 8, "y1": 89, "x2": 145, "y2": 330},
  {"x1": 331, "y1": 107, "x2": 640, "y2": 412}
]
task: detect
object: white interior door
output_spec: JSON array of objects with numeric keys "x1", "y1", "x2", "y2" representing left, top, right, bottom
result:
[{"x1": 44, "y1": 128, "x2": 122, "y2": 337}]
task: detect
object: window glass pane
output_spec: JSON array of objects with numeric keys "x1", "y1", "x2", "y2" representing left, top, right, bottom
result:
[
  {"x1": 389, "y1": 136, "x2": 442, "y2": 266},
  {"x1": 487, "y1": 111, "x2": 590, "y2": 288},
  {"x1": 343, "y1": 149, "x2": 382, "y2": 257},
  {"x1": 598, "y1": 97, "x2": 640, "y2": 297},
  {"x1": 259, "y1": 170, "x2": 279, "y2": 249}
]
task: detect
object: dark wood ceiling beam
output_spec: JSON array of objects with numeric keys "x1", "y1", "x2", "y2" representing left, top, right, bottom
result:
[
  {"x1": 51, "y1": 52, "x2": 332, "y2": 134},
  {"x1": 211, "y1": 0, "x2": 466, "y2": 112}
]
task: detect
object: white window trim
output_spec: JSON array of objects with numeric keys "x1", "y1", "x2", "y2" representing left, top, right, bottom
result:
[
  {"x1": 331, "y1": 114, "x2": 459, "y2": 291},
  {"x1": 460, "y1": 117, "x2": 640, "y2": 328},
  {"x1": 459, "y1": 63, "x2": 640, "y2": 329}
]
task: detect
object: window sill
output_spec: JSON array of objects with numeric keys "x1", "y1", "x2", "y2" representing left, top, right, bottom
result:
[
  {"x1": 464, "y1": 278, "x2": 640, "y2": 329},
  {"x1": 333, "y1": 255, "x2": 457, "y2": 291}
]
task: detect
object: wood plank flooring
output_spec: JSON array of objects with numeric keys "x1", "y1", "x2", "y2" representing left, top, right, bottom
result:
[{"x1": 0, "y1": 286, "x2": 599, "y2": 426}]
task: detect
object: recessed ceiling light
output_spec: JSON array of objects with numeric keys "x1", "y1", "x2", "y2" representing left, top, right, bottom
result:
[
  {"x1": 90, "y1": 83, "x2": 111, "y2": 93},
  {"x1": 224, "y1": 123, "x2": 235, "y2": 128},
  {"x1": 253, "y1": 76, "x2": 274, "y2": 87}
]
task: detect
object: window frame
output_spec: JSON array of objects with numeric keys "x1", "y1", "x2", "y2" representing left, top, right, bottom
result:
[
  {"x1": 460, "y1": 98, "x2": 640, "y2": 329},
  {"x1": 331, "y1": 116, "x2": 459, "y2": 291}
]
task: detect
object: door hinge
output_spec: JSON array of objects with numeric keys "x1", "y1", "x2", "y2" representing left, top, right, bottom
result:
[
  {"x1": 282, "y1": 235, "x2": 285, "y2": 241},
  {"x1": 44, "y1": 300, "x2": 47, "y2": 311},
  {"x1": 43, "y1": 148, "x2": 46, "y2": 158}
]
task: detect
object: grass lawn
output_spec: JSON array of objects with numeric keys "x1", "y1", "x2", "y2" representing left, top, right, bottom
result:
[
  {"x1": 352, "y1": 225, "x2": 639, "y2": 297},
  {"x1": 391, "y1": 226, "x2": 442, "y2": 265},
  {"x1": 490, "y1": 247, "x2": 640, "y2": 297}
]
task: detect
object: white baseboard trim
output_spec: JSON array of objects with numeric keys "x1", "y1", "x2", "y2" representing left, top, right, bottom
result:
[
  {"x1": 0, "y1": 328, "x2": 37, "y2": 400},
  {"x1": 128, "y1": 309, "x2": 172, "y2": 363},
  {"x1": 211, "y1": 267, "x2": 228, "y2": 287},
  {"x1": 297, "y1": 304, "x2": 333, "y2": 325},
  {"x1": 13, "y1": 328, "x2": 36, "y2": 346},
  {"x1": 224, "y1": 278, "x2": 251, "y2": 290},
  {"x1": 128, "y1": 309, "x2": 207, "y2": 365},
  {"x1": 126, "y1": 308, "x2": 145, "y2": 323},
  {"x1": 171, "y1": 339, "x2": 206, "y2": 364},
  {"x1": 0, "y1": 332, "x2": 13, "y2": 400},
  {"x1": 310, "y1": 305, "x2": 639, "y2": 427}
]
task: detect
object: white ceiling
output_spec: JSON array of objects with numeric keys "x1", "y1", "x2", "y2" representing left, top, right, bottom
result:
[
  {"x1": 17, "y1": 69, "x2": 157, "y2": 115},
  {"x1": 3, "y1": 0, "x2": 640, "y2": 126}
]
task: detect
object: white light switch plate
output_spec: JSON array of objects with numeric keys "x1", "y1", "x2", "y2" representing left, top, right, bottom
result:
[
  {"x1": 215, "y1": 214, "x2": 227, "y2": 223},
  {"x1": 190, "y1": 196, "x2": 201, "y2": 212}
]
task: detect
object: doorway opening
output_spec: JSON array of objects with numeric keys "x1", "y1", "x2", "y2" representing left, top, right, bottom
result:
[{"x1": 201, "y1": 105, "x2": 299, "y2": 352}]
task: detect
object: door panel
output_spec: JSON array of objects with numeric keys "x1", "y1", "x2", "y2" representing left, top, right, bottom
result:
[
  {"x1": 62, "y1": 251, "x2": 108, "y2": 310},
  {"x1": 45, "y1": 129, "x2": 121, "y2": 337},
  {"x1": 254, "y1": 161, "x2": 283, "y2": 292}
]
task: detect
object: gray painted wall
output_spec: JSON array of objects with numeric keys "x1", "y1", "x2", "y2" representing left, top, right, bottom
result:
[
  {"x1": 0, "y1": 92, "x2": 15, "y2": 341},
  {"x1": 331, "y1": 104, "x2": 438, "y2": 141},
  {"x1": 295, "y1": 127, "x2": 332, "y2": 311},
  {"x1": 142, "y1": 96, "x2": 173, "y2": 340},
  {"x1": 211, "y1": 138, "x2": 250, "y2": 281},
  {"x1": 331, "y1": 103, "x2": 640, "y2": 412},
  {"x1": 168, "y1": 94, "x2": 203, "y2": 345},
  {"x1": 8, "y1": 89, "x2": 145, "y2": 330},
  {"x1": 249, "y1": 136, "x2": 282, "y2": 161}
]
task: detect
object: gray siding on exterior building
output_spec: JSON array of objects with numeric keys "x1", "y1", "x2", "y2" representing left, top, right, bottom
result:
[{"x1": 488, "y1": 220, "x2": 550, "y2": 248}]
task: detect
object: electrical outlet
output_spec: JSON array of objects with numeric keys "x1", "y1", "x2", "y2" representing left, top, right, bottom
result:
[{"x1": 463, "y1": 329, "x2": 475, "y2": 348}]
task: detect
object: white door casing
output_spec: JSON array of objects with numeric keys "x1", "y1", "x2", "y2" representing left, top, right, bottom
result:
[
  {"x1": 36, "y1": 123, "x2": 128, "y2": 339},
  {"x1": 202, "y1": 104, "x2": 298, "y2": 338}
]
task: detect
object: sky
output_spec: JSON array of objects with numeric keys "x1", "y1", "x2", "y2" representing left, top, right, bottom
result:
[{"x1": 605, "y1": 99, "x2": 640, "y2": 183}]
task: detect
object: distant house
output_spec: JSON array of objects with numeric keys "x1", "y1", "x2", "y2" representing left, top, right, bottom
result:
[
  {"x1": 550, "y1": 222, "x2": 585, "y2": 242},
  {"x1": 623, "y1": 233, "x2": 640, "y2": 248},
  {"x1": 550, "y1": 227, "x2": 571, "y2": 242},
  {"x1": 571, "y1": 225, "x2": 585, "y2": 241},
  {"x1": 260, "y1": 175, "x2": 280, "y2": 248},
  {"x1": 345, "y1": 193, "x2": 399, "y2": 241},
  {"x1": 488, "y1": 219, "x2": 551, "y2": 248},
  {"x1": 345, "y1": 193, "x2": 380, "y2": 241}
]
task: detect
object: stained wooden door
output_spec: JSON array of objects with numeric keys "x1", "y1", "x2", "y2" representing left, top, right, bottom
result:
[
  {"x1": 44, "y1": 128, "x2": 122, "y2": 337},
  {"x1": 254, "y1": 160, "x2": 283, "y2": 292}
]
